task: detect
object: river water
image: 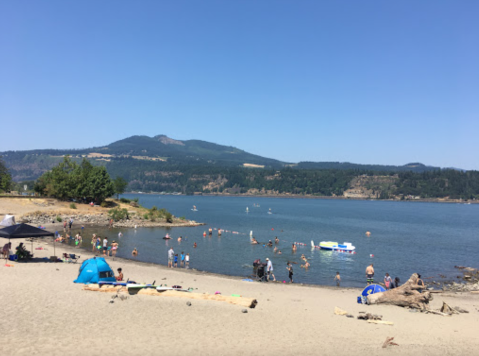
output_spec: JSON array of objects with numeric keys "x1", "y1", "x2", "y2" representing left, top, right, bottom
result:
[{"x1": 67, "y1": 194, "x2": 479, "y2": 288}]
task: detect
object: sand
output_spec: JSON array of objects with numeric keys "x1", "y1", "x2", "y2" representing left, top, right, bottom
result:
[{"x1": 1, "y1": 235, "x2": 478, "y2": 356}]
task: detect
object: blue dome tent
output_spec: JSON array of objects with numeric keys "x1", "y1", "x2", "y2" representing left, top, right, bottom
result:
[
  {"x1": 362, "y1": 284, "x2": 386, "y2": 297},
  {"x1": 74, "y1": 257, "x2": 116, "y2": 284}
]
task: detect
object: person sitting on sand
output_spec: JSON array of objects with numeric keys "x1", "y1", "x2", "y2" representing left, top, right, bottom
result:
[
  {"x1": 132, "y1": 248, "x2": 138, "y2": 257},
  {"x1": 251, "y1": 237, "x2": 258, "y2": 245},
  {"x1": 116, "y1": 268, "x2": 124, "y2": 281},
  {"x1": 16, "y1": 243, "x2": 31, "y2": 259}
]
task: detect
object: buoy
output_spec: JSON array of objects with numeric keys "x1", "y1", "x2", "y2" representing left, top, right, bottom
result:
[
  {"x1": 370, "y1": 254, "x2": 374, "y2": 258},
  {"x1": 271, "y1": 228, "x2": 274, "y2": 231}
]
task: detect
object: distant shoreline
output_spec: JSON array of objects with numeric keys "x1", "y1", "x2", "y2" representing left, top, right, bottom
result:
[{"x1": 126, "y1": 192, "x2": 478, "y2": 204}]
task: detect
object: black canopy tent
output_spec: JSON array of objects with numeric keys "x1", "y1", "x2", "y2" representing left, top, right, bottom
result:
[{"x1": 0, "y1": 223, "x2": 55, "y2": 257}]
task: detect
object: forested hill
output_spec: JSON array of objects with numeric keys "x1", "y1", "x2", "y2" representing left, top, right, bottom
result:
[
  {"x1": 0, "y1": 134, "x2": 455, "y2": 183},
  {"x1": 295, "y1": 162, "x2": 441, "y2": 172}
]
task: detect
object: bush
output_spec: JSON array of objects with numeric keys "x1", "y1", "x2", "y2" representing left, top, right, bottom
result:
[
  {"x1": 70, "y1": 203, "x2": 77, "y2": 209},
  {"x1": 143, "y1": 213, "x2": 149, "y2": 220},
  {"x1": 120, "y1": 197, "x2": 131, "y2": 203},
  {"x1": 108, "y1": 208, "x2": 128, "y2": 221},
  {"x1": 56, "y1": 216, "x2": 62, "y2": 222},
  {"x1": 100, "y1": 201, "x2": 108, "y2": 208}
]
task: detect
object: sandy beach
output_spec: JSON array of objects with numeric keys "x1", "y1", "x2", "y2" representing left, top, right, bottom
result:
[{"x1": 1, "y1": 233, "x2": 479, "y2": 356}]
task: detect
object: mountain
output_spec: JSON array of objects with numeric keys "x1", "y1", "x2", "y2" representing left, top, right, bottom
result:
[
  {"x1": 0, "y1": 134, "x2": 456, "y2": 183},
  {"x1": 294, "y1": 161, "x2": 442, "y2": 173}
]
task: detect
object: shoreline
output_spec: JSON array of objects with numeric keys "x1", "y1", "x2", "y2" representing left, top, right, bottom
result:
[
  {"x1": 2, "y1": 236, "x2": 479, "y2": 355},
  {"x1": 128, "y1": 192, "x2": 478, "y2": 204}
]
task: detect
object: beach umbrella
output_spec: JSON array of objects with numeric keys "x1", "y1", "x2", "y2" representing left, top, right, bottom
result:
[
  {"x1": 0, "y1": 223, "x2": 55, "y2": 256},
  {"x1": 361, "y1": 284, "x2": 386, "y2": 297}
]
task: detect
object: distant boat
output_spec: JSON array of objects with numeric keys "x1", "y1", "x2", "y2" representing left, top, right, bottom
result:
[
  {"x1": 191, "y1": 205, "x2": 198, "y2": 212},
  {"x1": 319, "y1": 241, "x2": 355, "y2": 252}
]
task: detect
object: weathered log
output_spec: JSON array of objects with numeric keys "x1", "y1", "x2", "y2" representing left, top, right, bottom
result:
[
  {"x1": 367, "y1": 273, "x2": 433, "y2": 310},
  {"x1": 137, "y1": 288, "x2": 258, "y2": 308},
  {"x1": 368, "y1": 320, "x2": 394, "y2": 326},
  {"x1": 82, "y1": 284, "x2": 258, "y2": 308},
  {"x1": 83, "y1": 284, "x2": 127, "y2": 293}
]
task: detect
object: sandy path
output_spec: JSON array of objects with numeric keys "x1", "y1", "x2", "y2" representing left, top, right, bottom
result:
[{"x1": 1, "y1": 237, "x2": 478, "y2": 356}]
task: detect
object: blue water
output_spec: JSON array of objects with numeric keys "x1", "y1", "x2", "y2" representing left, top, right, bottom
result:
[{"x1": 70, "y1": 195, "x2": 479, "y2": 288}]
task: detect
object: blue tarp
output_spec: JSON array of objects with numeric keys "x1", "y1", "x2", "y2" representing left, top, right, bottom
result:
[
  {"x1": 73, "y1": 257, "x2": 116, "y2": 284},
  {"x1": 362, "y1": 284, "x2": 386, "y2": 297}
]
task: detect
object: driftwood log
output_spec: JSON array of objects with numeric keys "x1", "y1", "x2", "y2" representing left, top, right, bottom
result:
[
  {"x1": 82, "y1": 284, "x2": 258, "y2": 308},
  {"x1": 367, "y1": 273, "x2": 433, "y2": 310}
]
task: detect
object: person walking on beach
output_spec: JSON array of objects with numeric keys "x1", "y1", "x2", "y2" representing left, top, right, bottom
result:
[
  {"x1": 63, "y1": 220, "x2": 67, "y2": 232},
  {"x1": 334, "y1": 272, "x2": 341, "y2": 287},
  {"x1": 69, "y1": 217, "x2": 73, "y2": 230},
  {"x1": 174, "y1": 254, "x2": 178, "y2": 268},
  {"x1": 168, "y1": 247, "x2": 174, "y2": 268},
  {"x1": 185, "y1": 253, "x2": 190, "y2": 268},
  {"x1": 366, "y1": 264, "x2": 374, "y2": 285},
  {"x1": 287, "y1": 262, "x2": 294, "y2": 283},
  {"x1": 266, "y1": 258, "x2": 275, "y2": 281},
  {"x1": 384, "y1": 273, "x2": 393, "y2": 290}
]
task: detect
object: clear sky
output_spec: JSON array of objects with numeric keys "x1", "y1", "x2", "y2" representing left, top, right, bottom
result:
[{"x1": 1, "y1": 1, "x2": 478, "y2": 170}]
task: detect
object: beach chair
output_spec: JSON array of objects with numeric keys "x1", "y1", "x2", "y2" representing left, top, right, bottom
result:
[{"x1": 62, "y1": 253, "x2": 80, "y2": 263}]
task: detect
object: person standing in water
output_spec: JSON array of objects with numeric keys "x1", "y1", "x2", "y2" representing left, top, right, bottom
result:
[
  {"x1": 334, "y1": 272, "x2": 341, "y2": 287},
  {"x1": 111, "y1": 240, "x2": 119, "y2": 259},
  {"x1": 287, "y1": 262, "x2": 294, "y2": 283},
  {"x1": 266, "y1": 258, "x2": 275, "y2": 282},
  {"x1": 366, "y1": 264, "x2": 375, "y2": 285},
  {"x1": 168, "y1": 247, "x2": 174, "y2": 268}
]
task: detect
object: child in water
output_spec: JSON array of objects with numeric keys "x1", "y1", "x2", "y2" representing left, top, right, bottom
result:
[{"x1": 334, "y1": 272, "x2": 341, "y2": 287}]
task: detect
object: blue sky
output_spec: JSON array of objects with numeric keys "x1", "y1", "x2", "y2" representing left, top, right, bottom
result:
[{"x1": 1, "y1": 1, "x2": 478, "y2": 169}]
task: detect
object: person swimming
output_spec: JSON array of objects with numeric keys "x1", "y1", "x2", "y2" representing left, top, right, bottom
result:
[
  {"x1": 251, "y1": 237, "x2": 258, "y2": 245},
  {"x1": 132, "y1": 248, "x2": 138, "y2": 257}
]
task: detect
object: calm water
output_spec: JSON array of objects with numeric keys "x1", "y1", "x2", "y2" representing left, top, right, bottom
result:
[{"x1": 67, "y1": 195, "x2": 479, "y2": 288}]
